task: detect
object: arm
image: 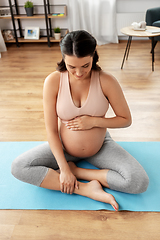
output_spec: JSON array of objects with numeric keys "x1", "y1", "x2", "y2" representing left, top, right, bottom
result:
[
  {"x1": 146, "y1": 7, "x2": 160, "y2": 26},
  {"x1": 94, "y1": 71, "x2": 132, "y2": 128},
  {"x1": 43, "y1": 71, "x2": 78, "y2": 194},
  {"x1": 65, "y1": 71, "x2": 132, "y2": 130}
]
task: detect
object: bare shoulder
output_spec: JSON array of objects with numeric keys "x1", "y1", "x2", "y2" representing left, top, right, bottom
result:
[
  {"x1": 44, "y1": 71, "x2": 61, "y2": 89},
  {"x1": 43, "y1": 71, "x2": 61, "y2": 96},
  {"x1": 100, "y1": 71, "x2": 118, "y2": 86},
  {"x1": 99, "y1": 71, "x2": 122, "y2": 95}
]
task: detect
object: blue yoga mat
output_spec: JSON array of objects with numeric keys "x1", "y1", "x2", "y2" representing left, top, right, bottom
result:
[{"x1": 0, "y1": 141, "x2": 160, "y2": 211}]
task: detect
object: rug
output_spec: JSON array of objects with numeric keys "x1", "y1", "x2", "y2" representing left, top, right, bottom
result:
[{"x1": 0, "y1": 141, "x2": 160, "y2": 211}]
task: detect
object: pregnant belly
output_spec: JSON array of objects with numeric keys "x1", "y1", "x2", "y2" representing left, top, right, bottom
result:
[{"x1": 60, "y1": 123, "x2": 106, "y2": 158}]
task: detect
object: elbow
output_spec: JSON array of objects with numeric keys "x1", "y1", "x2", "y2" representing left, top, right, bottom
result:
[
  {"x1": 126, "y1": 109, "x2": 132, "y2": 127},
  {"x1": 127, "y1": 115, "x2": 132, "y2": 127},
  {"x1": 122, "y1": 114, "x2": 132, "y2": 128}
]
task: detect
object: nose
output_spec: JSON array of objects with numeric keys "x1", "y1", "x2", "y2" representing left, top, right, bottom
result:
[{"x1": 76, "y1": 68, "x2": 83, "y2": 76}]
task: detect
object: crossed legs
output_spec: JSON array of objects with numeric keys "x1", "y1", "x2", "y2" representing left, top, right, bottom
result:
[
  {"x1": 11, "y1": 140, "x2": 118, "y2": 210},
  {"x1": 68, "y1": 162, "x2": 110, "y2": 188},
  {"x1": 40, "y1": 168, "x2": 118, "y2": 211},
  {"x1": 11, "y1": 132, "x2": 149, "y2": 212}
]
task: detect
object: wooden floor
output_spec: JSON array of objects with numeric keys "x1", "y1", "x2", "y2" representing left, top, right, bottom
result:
[{"x1": 0, "y1": 41, "x2": 160, "y2": 239}]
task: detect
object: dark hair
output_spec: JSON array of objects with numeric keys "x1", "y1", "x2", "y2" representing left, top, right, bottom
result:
[{"x1": 56, "y1": 30, "x2": 101, "y2": 72}]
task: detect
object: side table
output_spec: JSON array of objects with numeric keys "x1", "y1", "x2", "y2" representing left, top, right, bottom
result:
[{"x1": 121, "y1": 26, "x2": 160, "y2": 71}]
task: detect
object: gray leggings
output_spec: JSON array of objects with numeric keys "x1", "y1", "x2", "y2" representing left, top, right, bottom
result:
[{"x1": 11, "y1": 131, "x2": 149, "y2": 194}]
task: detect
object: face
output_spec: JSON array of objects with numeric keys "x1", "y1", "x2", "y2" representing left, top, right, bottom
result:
[{"x1": 64, "y1": 55, "x2": 93, "y2": 80}]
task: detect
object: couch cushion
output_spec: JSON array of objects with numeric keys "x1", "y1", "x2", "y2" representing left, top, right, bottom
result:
[
  {"x1": 152, "y1": 20, "x2": 160, "y2": 41},
  {"x1": 153, "y1": 20, "x2": 160, "y2": 28}
]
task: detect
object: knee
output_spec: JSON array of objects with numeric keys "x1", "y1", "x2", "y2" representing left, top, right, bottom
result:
[
  {"x1": 11, "y1": 156, "x2": 23, "y2": 180},
  {"x1": 127, "y1": 171, "x2": 149, "y2": 194},
  {"x1": 133, "y1": 172, "x2": 149, "y2": 194},
  {"x1": 107, "y1": 168, "x2": 149, "y2": 194}
]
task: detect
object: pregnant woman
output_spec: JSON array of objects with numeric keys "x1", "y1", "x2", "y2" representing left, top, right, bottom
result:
[{"x1": 11, "y1": 30, "x2": 149, "y2": 211}]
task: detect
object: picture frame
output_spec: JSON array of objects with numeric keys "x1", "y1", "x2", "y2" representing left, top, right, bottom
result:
[
  {"x1": 24, "y1": 27, "x2": 40, "y2": 40},
  {"x1": 3, "y1": 30, "x2": 14, "y2": 41},
  {"x1": 0, "y1": 7, "x2": 11, "y2": 17}
]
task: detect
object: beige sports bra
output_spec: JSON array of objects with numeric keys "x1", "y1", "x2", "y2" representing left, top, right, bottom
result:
[{"x1": 56, "y1": 70, "x2": 109, "y2": 122}]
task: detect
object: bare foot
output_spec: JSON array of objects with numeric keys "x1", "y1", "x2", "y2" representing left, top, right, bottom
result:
[
  {"x1": 68, "y1": 162, "x2": 118, "y2": 210},
  {"x1": 86, "y1": 180, "x2": 119, "y2": 211},
  {"x1": 68, "y1": 162, "x2": 110, "y2": 188}
]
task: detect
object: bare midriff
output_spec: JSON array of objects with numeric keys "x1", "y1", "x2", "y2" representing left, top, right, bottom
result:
[{"x1": 59, "y1": 122, "x2": 106, "y2": 158}]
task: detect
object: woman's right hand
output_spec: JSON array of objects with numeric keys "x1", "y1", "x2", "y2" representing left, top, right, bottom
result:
[{"x1": 59, "y1": 169, "x2": 79, "y2": 194}]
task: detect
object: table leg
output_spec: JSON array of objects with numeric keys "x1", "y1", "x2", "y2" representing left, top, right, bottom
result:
[
  {"x1": 151, "y1": 37, "x2": 155, "y2": 71},
  {"x1": 151, "y1": 40, "x2": 157, "y2": 54},
  {"x1": 121, "y1": 36, "x2": 132, "y2": 69},
  {"x1": 126, "y1": 36, "x2": 132, "y2": 60}
]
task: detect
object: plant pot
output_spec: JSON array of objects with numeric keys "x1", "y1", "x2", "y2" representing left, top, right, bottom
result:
[
  {"x1": 54, "y1": 33, "x2": 61, "y2": 40},
  {"x1": 25, "y1": 7, "x2": 33, "y2": 16}
]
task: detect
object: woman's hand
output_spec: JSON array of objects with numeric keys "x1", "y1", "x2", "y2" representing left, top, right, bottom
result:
[
  {"x1": 65, "y1": 115, "x2": 95, "y2": 131},
  {"x1": 60, "y1": 169, "x2": 79, "y2": 194}
]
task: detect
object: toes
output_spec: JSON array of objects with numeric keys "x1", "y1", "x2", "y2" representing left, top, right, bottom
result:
[
  {"x1": 112, "y1": 204, "x2": 118, "y2": 211},
  {"x1": 111, "y1": 200, "x2": 119, "y2": 211},
  {"x1": 108, "y1": 194, "x2": 119, "y2": 211}
]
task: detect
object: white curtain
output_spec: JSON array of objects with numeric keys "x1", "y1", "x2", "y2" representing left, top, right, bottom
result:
[
  {"x1": 0, "y1": 30, "x2": 7, "y2": 57},
  {"x1": 67, "y1": 0, "x2": 118, "y2": 45}
]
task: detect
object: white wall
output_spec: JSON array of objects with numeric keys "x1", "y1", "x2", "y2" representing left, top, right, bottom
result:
[
  {"x1": 0, "y1": 0, "x2": 160, "y2": 38},
  {"x1": 117, "y1": 0, "x2": 160, "y2": 38}
]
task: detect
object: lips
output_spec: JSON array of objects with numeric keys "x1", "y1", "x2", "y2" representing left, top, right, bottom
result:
[{"x1": 75, "y1": 75, "x2": 83, "y2": 78}]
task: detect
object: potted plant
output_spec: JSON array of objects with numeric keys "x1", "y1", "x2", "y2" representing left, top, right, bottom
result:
[
  {"x1": 54, "y1": 27, "x2": 61, "y2": 40},
  {"x1": 24, "y1": 1, "x2": 34, "y2": 16}
]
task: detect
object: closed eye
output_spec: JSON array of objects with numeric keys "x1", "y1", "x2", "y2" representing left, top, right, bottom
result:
[
  {"x1": 67, "y1": 62, "x2": 90, "y2": 69},
  {"x1": 68, "y1": 65, "x2": 75, "y2": 69},
  {"x1": 83, "y1": 64, "x2": 90, "y2": 68}
]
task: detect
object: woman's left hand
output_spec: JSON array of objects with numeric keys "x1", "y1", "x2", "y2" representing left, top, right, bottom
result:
[{"x1": 65, "y1": 115, "x2": 95, "y2": 131}]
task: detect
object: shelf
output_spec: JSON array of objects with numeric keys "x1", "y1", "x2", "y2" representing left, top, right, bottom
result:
[
  {"x1": 0, "y1": 1, "x2": 67, "y2": 47},
  {"x1": 48, "y1": 5, "x2": 67, "y2": 18},
  {"x1": 50, "y1": 37, "x2": 62, "y2": 42},
  {"x1": 14, "y1": 14, "x2": 45, "y2": 19},
  {"x1": 14, "y1": 14, "x2": 66, "y2": 19},
  {"x1": 0, "y1": 14, "x2": 66, "y2": 19},
  {"x1": 5, "y1": 37, "x2": 62, "y2": 43},
  {"x1": 0, "y1": 16, "x2": 11, "y2": 19},
  {"x1": 48, "y1": 14, "x2": 66, "y2": 18}
]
